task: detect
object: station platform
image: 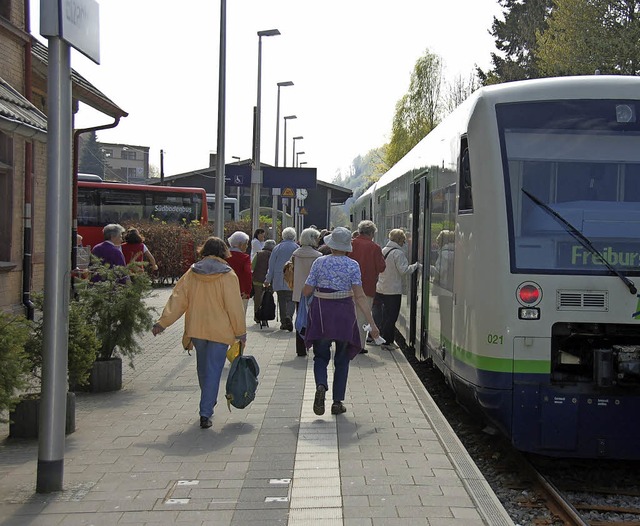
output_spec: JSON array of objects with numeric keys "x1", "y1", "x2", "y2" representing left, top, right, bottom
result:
[{"x1": 0, "y1": 287, "x2": 513, "y2": 525}]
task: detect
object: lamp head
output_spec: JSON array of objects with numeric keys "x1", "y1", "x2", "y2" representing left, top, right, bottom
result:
[
  {"x1": 278, "y1": 81, "x2": 294, "y2": 87},
  {"x1": 258, "y1": 29, "x2": 280, "y2": 37},
  {"x1": 297, "y1": 151, "x2": 305, "y2": 155},
  {"x1": 284, "y1": 115, "x2": 297, "y2": 121},
  {"x1": 293, "y1": 136, "x2": 303, "y2": 140}
]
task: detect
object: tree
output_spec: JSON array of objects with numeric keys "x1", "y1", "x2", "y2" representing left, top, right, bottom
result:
[
  {"x1": 444, "y1": 72, "x2": 479, "y2": 114},
  {"x1": 536, "y1": 0, "x2": 640, "y2": 76},
  {"x1": 478, "y1": 0, "x2": 554, "y2": 85},
  {"x1": 78, "y1": 131, "x2": 105, "y2": 177},
  {"x1": 386, "y1": 49, "x2": 443, "y2": 167}
]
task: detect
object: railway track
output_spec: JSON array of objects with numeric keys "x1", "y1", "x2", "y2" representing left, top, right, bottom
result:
[{"x1": 401, "y1": 346, "x2": 640, "y2": 525}]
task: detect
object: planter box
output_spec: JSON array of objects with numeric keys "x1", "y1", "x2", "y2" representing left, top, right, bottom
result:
[
  {"x1": 85, "y1": 357, "x2": 122, "y2": 393},
  {"x1": 9, "y1": 392, "x2": 76, "y2": 439}
]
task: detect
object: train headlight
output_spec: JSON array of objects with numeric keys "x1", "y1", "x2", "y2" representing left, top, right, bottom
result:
[
  {"x1": 519, "y1": 307, "x2": 540, "y2": 320},
  {"x1": 516, "y1": 282, "x2": 542, "y2": 306}
]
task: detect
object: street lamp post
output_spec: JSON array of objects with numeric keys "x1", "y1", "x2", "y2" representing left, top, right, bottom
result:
[
  {"x1": 214, "y1": 0, "x2": 227, "y2": 237},
  {"x1": 251, "y1": 28, "x2": 280, "y2": 234},
  {"x1": 292, "y1": 136, "x2": 303, "y2": 168},
  {"x1": 283, "y1": 116, "x2": 296, "y2": 228},
  {"x1": 283, "y1": 116, "x2": 297, "y2": 168},
  {"x1": 295, "y1": 151, "x2": 305, "y2": 232},
  {"x1": 273, "y1": 81, "x2": 293, "y2": 240},
  {"x1": 231, "y1": 156, "x2": 241, "y2": 214},
  {"x1": 291, "y1": 136, "x2": 303, "y2": 232}
]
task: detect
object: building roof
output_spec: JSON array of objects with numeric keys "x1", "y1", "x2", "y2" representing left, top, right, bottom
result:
[
  {"x1": 0, "y1": 75, "x2": 47, "y2": 141},
  {"x1": 152, "y1": 162, "x2": 353, "y2": 203},
  {"x1": 31, "y1": 39, "x2": 128, "y2": 119}
]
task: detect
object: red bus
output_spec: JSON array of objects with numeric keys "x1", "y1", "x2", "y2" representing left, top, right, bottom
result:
[{"x1": 77, "y1": 179, "x2": 208, "y2": 248}]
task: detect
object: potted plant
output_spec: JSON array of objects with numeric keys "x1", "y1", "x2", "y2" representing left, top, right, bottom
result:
[
  {"x1": 0, "y1": 311, "x2": 32, "y2": 423},
  {"x1": 9, "y1": 292, "x2": 100, "y2": 438},
  {"x1": 80, "y1": 261, "x2": 155, "y2": 392}
]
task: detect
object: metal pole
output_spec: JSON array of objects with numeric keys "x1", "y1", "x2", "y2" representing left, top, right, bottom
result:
[
  {"x1": 215, "y1": 0, "x2": 226, "y2": 238},
  {"x1": 250, "y1": 35, "x2": 263, "y2": 234},
  {"x1": 272, "y1": 84, "x2": 281, "y2": 240},
  {"x1": 160, "y1": 149, "x2": 164, "y2": 185},
  {"x1": 38, "y1": 36, "x2": 72, "y2": 493},
  {"x1": 283, "y1": 118, "x2": 288, "y2": 227}
]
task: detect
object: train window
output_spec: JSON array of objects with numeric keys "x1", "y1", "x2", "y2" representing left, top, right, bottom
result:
[
  {"x1": 459, "y1": 141, "x2": 473, "y2": 213},
  {"x1": 624, "y1": 164, "x2": 640, "y2": 201}
]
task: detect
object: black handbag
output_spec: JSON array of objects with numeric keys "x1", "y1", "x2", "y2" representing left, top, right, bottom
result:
[{"x1": 256, "y1": 286, "x2": 276, "y2": 328}]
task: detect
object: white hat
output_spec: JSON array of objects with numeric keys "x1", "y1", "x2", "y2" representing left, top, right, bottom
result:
[{"x1": 324, "y1": 227, "x2": 352, "y2": 252}]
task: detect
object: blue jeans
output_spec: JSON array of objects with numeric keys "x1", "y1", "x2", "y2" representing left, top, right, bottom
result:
[
  {"x1": 313, "y1": 339, "x2": 350, "y2": 402},
  {"x1": 192, "y1": 338, "x2": 228, "y2": 418}
]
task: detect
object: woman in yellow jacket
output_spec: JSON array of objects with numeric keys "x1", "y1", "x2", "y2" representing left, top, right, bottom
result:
[{"x1": 152, "y1": 237, "x2": 247, "y2": 429}]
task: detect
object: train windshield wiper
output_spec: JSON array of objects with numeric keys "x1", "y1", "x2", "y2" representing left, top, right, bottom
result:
[{"x1": 522, "y1": 189, "x2": 637, "y2": 295}]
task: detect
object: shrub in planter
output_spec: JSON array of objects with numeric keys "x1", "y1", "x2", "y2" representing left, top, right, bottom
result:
[
  {"x1": 25, "y1": 293, "x2": 101, "y2": 391},
  {"x1": 0, "y1": 312, "x2": 32, "y2": 422},
  {"x1": 83, "y1": 261, "x2": 155, "y2": 366}
]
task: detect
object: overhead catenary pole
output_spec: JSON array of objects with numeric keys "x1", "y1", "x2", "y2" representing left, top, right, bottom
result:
[{"x1": 215, "y1": 0, "x2": 227, "y2": 238}]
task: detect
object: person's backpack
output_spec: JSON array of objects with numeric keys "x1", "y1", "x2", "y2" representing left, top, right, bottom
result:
[
  {"x1": 256, "y1": 286, "x2": 276, "y2": 328},
  {"x1": 283, "y1": 258, "x2": 295, "y2": 290},
  {"x1": 225, "y1": 353, "x2": 259, "y2": 410}
]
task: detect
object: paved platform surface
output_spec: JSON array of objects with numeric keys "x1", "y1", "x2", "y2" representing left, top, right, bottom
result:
[{"x1": 0, "y1": 287, "x2": 514, "y2": 525}]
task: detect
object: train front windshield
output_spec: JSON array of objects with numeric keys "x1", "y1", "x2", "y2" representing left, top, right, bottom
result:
[{"x1": 498, "y1": 99, "x2": 640, "y2": 275}]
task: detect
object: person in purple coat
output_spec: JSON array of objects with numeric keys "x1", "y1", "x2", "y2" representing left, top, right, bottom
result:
[
  {"x1": 302, "y1": 227, "x2": 381, "y2": 416},
  {"x1": 91, "y1": 223, "x2": 126, "y2": 268}
]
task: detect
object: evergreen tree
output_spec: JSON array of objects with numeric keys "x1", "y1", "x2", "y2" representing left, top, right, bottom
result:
[
  {"x1": 536, "y1": 0, "x2": 640, "y2": 76},
  {"x1": 478, "y1": 0, "x2": 554, "y2": 84},
  {"x1": 78, "y1": 131, "x2": 105, "y2": 177}
]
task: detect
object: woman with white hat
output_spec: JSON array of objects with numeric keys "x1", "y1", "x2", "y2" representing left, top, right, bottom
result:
[{"x1": 301, "y1": 227, "x2": 381, "y2": 416}]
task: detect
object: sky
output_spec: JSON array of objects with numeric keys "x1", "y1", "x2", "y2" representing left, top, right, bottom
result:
[{"x1": 30, "y1": 0, "x2": 503, "y2": 182}]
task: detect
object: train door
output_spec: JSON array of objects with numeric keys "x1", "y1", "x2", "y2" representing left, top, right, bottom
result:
[{"x1": 410, "y1": 175, "x2": 429, "y2": 360}]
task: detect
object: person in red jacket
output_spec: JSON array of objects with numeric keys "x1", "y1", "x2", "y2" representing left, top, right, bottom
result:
[
  {"x1": 227, "y1": 231, "x2": 252, "y2": 312},
  {"x1": 121, "y1": 227, "x2": 158, "y2": 272},
  {"x1": 348, "y1": 220, "x2": 386, "y2": 353}
]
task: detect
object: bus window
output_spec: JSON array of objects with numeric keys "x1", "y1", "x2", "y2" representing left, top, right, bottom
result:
[
  {"x1": 78, "y1": 187, "x2": 100, "y2": 226},
  {"x1": 150, "y1": 192, "x2": 199, "y2": 223},
  {"x1": 100, "y1": 189, "x2": 144, "y2": 225}
]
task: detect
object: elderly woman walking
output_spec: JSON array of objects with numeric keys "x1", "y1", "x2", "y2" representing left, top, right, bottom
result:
[
  {"x1": 227, "y1": 231, "x2": 252, "y2": 312},
  {"x1": 264, "y1": 227, "x2": 298, "y2": 331},
  {"x1": 291, "y1": 227, "x2": 322, "y2": 356},
  {"x1": 152, "y1": 237, "x2": 247, "y2": 429},
  {"x1": 375, "y1": 229, "x2": 420, "y2": 351},
  {"x1": 302, "y1": 227, "x2": 381, "y2": 416}
]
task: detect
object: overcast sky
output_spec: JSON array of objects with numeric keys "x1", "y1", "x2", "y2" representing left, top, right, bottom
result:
[{"x1": 31, "y1": 0, "x2": 502, "y2": 182}]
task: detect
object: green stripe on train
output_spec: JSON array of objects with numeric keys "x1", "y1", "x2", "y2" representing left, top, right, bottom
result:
[{"x1": 443, "y1": 338, "x2": 550, "y2": 374}]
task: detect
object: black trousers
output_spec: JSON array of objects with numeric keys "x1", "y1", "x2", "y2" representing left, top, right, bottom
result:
[{"x1": 375, "y1": 293, "x2": 401, "y2": 345}]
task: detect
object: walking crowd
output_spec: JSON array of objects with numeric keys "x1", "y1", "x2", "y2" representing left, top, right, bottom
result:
[{"x1": 150, "y1": 220, "x2": 420, "y2": 428}]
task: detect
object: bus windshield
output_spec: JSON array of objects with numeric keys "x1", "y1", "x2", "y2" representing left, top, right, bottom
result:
[{"x1": 498, "y1": 99, "x2": 640, "y2": 275}]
